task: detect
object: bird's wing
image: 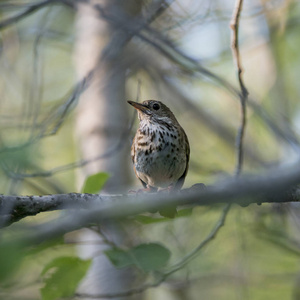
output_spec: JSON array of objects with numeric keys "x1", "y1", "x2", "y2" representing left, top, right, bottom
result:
[
  {"x1": 131, "y1": 134, "x2": 148, "y2": 189},
  {"x1": 174, "y1": 130, "x2": 190, "y2": 190},
  {"x1": 131, "y1": 134, "x2": 136, "y2": 164}
]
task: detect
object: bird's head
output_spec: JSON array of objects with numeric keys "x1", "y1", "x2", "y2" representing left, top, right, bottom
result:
[{"x1": 127, "y1": 100, "x2": 177, "y2": 123}]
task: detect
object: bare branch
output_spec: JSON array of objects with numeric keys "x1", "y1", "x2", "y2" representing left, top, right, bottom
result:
[
  {"x1": 94, "y1": 2, "x2": 300, "y2": 151},
  {"x1": 0, "y1": 70, "x2": 92, "y2": 157},
  {"x1": 230, "y1": 0, "x2": 248, "y2": 177},
  {"x1": 157, "y1": 74, "x2": 266, "y2": 167},
  {"x1": 1, "y1": 162, "x2": 300, "y2": 228},
  {"x1": 102, "y1": 0, "x2": 175, "y2": 60},
  {"x1": 0, "y1": 0, "x2": 74, "y2": 30},
  {"x1": 230, "y1": 0, "x2": 248, "y2": 99},
  {"x1": 1, "y1": 159, "x2": 300, "y2": 298},
  {"x1": 4, "y1": 115, "x2": 132, "y2": 181}
]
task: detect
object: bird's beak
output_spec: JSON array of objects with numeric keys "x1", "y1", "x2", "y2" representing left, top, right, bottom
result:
[{"x1": 127, "y1": 101, "x2": 149, "y2": 114}]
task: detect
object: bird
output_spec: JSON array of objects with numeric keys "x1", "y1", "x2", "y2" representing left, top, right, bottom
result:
[{"x1": 128, "y1": 100, "x2": 189, "y2": 192}]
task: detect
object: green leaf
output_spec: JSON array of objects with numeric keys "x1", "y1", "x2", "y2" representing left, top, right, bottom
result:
[
  {"x1": 27, "y1": 237, "x2": 65, "y2": 255},
  {"x1": 104, "y1": 248, "x2": 133, "y2": 269},
  {"x1": 105, "y1": 243, "x2": 171, "y2": 272},
  {"x1": 81, "y1": 172, "x2": 109, "y2": 193},
  {"x1": 176, "y1": 208, "x2": 193, "y2": 217},
  {"x1": 130, "y1": 243, "x2": 171, "y2": 272},
  {"x1": 159, "y1": 205, "x2": 177, "y2": 218},
  {"x1": 41, "y1": 256, "x2": 91, "y2": 300},
  {"x1": 0, "y1": 242, "x2": 24, "y2": 283}
]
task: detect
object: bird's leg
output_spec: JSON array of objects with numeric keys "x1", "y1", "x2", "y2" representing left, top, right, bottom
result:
[
  {"x1": 157, "y1": 185, "x2": 175, "y2": 193},
  {"x1": 128, "y1": 186, "x2": 157, "y2": 194}
]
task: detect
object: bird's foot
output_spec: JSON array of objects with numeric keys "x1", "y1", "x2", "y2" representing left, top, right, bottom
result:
[
  {"x1": 128, "y1": 187, "x2": 156, "y2": 195},
  {"x1": 157, "y1": 185, "x2": 176, "y2": 194}
]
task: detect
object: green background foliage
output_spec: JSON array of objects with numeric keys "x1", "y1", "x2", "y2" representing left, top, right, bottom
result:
[
  {"x1": 41, "y1": 257, "x2": 91, "y2": 300},
  {"x1": 1, "y1": 1, "x2": 300, "y2": 300}
]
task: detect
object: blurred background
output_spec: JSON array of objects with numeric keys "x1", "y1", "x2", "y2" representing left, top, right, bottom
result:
[{"x1": 1, "y1": 0, "x2": 300, "y2": 299}]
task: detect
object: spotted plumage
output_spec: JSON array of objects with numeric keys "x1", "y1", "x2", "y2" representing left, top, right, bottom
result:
[{"x1": 128, "y1": 100, "x2": 190, "y2": 191}]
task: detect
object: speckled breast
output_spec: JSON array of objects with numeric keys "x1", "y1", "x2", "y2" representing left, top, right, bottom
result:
[{"x1": 134, "y1": 122, "x2": 187, "y2": 188}]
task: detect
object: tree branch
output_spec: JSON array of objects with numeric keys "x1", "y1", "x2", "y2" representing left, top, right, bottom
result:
[
  {"x1": 1, "y1": 163, "x2": 300, "y2": 229},
  {"x1": 230, "y1": 0, "x2": 248, "y2": 177},
  {"x1": 0, "y1": 0, "x2": 74, "y2": 30},
  {"x1": 95, "y1": 2, "x2": 300, "y2": 151}
]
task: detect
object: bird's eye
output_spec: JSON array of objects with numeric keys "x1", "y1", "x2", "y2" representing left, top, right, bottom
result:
[{"x1": 152, "y1": 103, "x2": 160, "y2": 110}]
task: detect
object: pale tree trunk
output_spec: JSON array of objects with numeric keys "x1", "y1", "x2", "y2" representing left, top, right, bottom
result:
[
  {"x1": 75, "y1": 0, "x2": 131, "y2": 191},
  {"x1": 74, "y1": 1, "x2": 142, "y2": 298}
]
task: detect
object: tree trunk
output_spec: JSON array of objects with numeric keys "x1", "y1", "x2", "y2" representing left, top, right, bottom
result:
[
  {"x1": 75, "y1": 0, "x2": 132, "y2": 192},
  {"x1": 74, "y1": 1, "x2": 142, "y2": 298}
]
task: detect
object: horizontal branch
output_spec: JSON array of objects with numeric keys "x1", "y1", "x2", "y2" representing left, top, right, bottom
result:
[{"x1": 1, "y1": 162, "x2": 300, "y2": 233}]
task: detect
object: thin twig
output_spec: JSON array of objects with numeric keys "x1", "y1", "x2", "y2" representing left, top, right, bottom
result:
[
  {"x1": 74, "y1": 203, "x2": 231, "y2": 299},
  {"x1": 0, "y1": 70, "x2": 93, "y2": 156},
  {"x1": 230, "y1": 0, "x2": 248, "y2": 177},
  {"x1": 45, "y1": 70, "x2": 94, "y2": 136},
  {"x1": 0, "y1": 0, "x2": 74, "y2": 30},
  {"x1": 94, "y1": 2, "x2": 300, "y2": 151},
  {"x1": 158, "y1": 73, "x2": 266, "y2": 166},
  {"x1": 164, "y1": 204, "x2": 231, "y2": 274},
  {"x1": 99, "y1": 0, "x2": 175, "y2": 61},
  {"x1": 2, "y1": 73, "x2": 133, "y2": 180},
  {"x1": 91, "y1": 226, "x2": 117, "y2": 249},
  {"x1": 28, "y1": 7, "x2": 53, "y2": 141}
]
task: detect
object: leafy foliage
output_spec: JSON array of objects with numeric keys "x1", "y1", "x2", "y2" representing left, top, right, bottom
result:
[
  {"x1": 81, "y1": 172, "x2": 110, "y2": 193},
  {"x1": 158, "y1": 205, "x2": 177, "y2": 218},
  {"x1": 105, "y1": 243, "x2": 171, "y2": 272},
  {"x1": 1, "y1": 0, "x2": 300, "y2": 299},
  {"x1": 0, "y1": 242, "x2": 24, "y2": 283},
  {"x1": 41, "y1": 256, "x2": 91, "y2": 300}
]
